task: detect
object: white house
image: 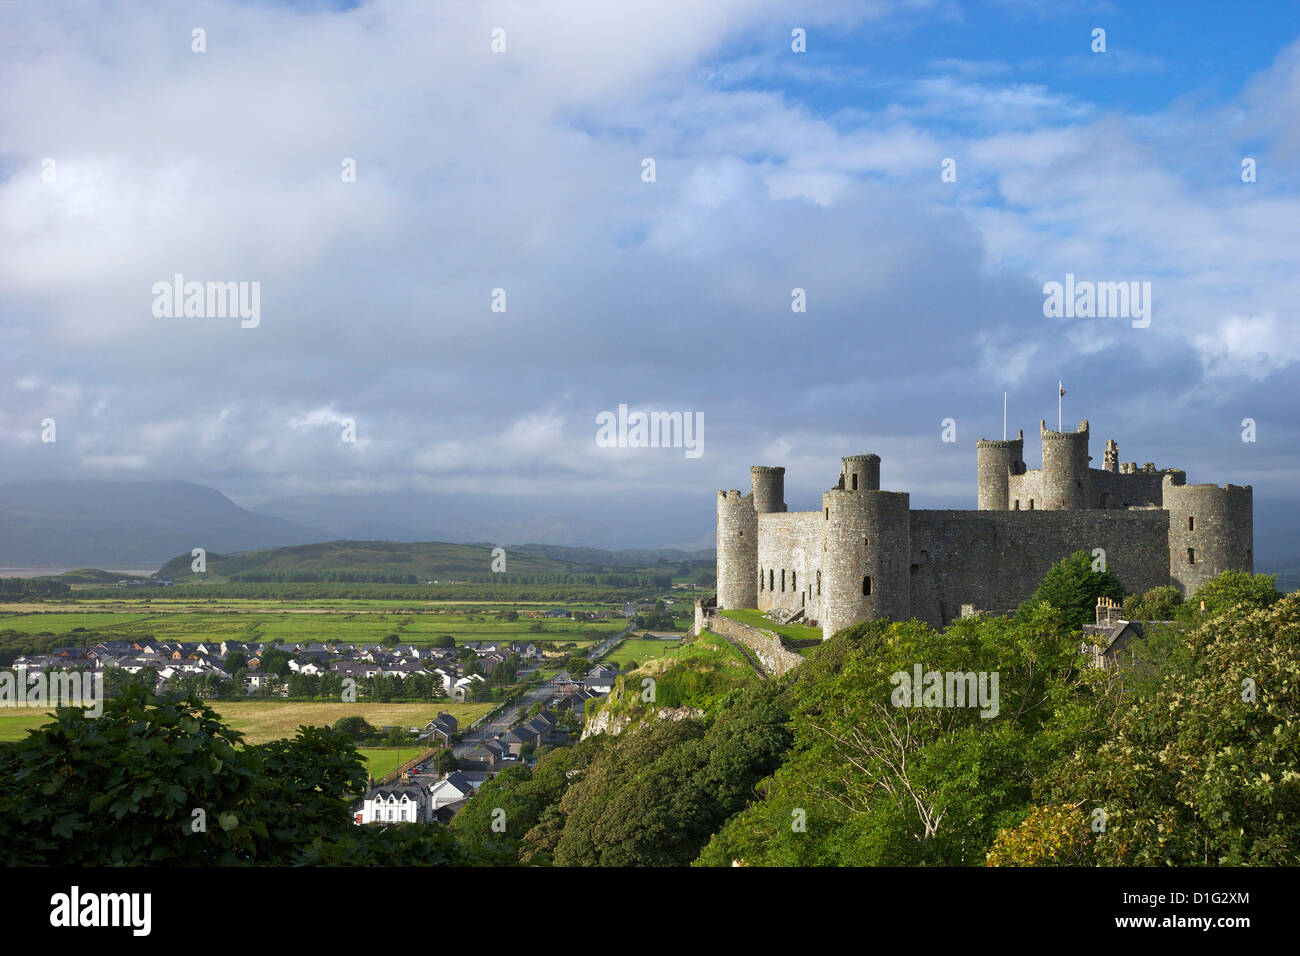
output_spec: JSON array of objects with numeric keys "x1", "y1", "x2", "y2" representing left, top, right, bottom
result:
[
  {"x1": 452, "y1": 673, "x2": 486, "y2": 702},
  {"x1": 428, "y1": 771, "x2": 481, "y2": 812},
  {"x1": 356, "y1": 783, "x2": 431, "y2": 825}
]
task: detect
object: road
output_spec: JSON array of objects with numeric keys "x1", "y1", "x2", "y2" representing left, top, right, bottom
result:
[{"x1": 450, "y1": 624, "x2": 632, "y2": 757}]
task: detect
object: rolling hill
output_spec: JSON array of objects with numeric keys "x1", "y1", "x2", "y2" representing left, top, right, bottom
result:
[{"x1": 156, "y1": 539, "x2": 714, "y2": 582}]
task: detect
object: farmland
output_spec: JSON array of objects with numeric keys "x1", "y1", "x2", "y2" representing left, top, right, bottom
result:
[
  {"x1": 0, "y1": 599, "x2": 629, "y2": 658},
  {"x1": 0, "y1": 700, "x2": 492, "y2": 746},
  {"x1": 598, "y1": 636, "x2": 685, "y2": 668},
  {"x1": 208, "y1": 700, "x2": 491, "y2": 744}
]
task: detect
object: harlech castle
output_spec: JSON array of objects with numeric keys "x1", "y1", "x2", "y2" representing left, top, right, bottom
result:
[{"x1": 715, "y1": 418, "x2": 1253, "y2": 639}]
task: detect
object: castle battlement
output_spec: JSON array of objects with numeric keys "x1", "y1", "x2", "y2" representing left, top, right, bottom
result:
[{"x1": 716, "y1": 412, "x2": 1253, "y2": 639}]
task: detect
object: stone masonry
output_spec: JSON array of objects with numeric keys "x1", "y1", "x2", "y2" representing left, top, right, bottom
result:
[{"x1": 716, "y1": 414, "x2": 1253, "y2": 638}]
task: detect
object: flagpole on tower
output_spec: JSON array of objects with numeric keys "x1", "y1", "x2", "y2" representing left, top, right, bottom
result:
[{"x1": 1058, "y1": 381, "x2": 1064, "y2": 432}]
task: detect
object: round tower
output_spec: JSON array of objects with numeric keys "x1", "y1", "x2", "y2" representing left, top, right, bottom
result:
[
  {"x1": 750, "y1": 466, "x2": 787, "y2": 514},
  {"x1": 1040, "y1": 419, "x2": 1091, "y2": 510},
  {"x1": 976, "y1": 431, "x2": 1024, "y2": 510},
  {"x1": 820, "y1": 485, "x2": 910, "y2": 640},
  {"x1": 716, "y1": 490, "x2": 758, "y2": 609},
  {"x1": 1163, "y1": 477, "x2": 1253, "y2": 597},
  {"x1": 839, "y1": 455, "x2": 880, "y2": 492}
]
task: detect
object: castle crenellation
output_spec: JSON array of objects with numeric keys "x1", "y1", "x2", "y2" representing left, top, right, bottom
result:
[{"x1": 716, "y1": 414, "x2": 1253, "y2": 638}]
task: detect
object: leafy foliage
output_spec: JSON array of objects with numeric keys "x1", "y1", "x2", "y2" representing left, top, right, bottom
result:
[
  {"x1": 1044, "y1": 594, "x2": 1300, "y2": 865},
  {"x1": 0, "y1": 687, "x2": 490, "y2": 865},
  {"x1": 1019, "y1": 549, "x2": 1125, "y2": 631},
  {"x1": 1122, "y1": 584, "x2": 1183, "y2": 621},
  {"x1": 985, "y1": 804, "x2": 1094, "y2": 866},
  {"x1": 1180, "y1": 570, "x2": 1283, "y2": 621}
]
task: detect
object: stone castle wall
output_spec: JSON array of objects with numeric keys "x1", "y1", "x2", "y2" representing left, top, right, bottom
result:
[
  {"x1": 1164, "y1": 479, "x2": 1253, "y2": 594},
  {"x1": 715, "y1": 490, "x2": 757, "y2": 609},
  {"x1": 908, "y1": 508, "x2": 1171, "y2": 628},
  {"x1": 756, "y1": 510, "x2": 823, "y2": 614},
  {"x1": 715, "y1": 415, "x2": 1253, "y2": 639},
  {"x1": 699, "y1": 607, "x2": 804, "y2": 677}
]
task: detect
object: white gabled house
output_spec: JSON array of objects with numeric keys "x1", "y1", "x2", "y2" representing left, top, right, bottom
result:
[
  {"x1": 428, "y1": 771, "x2": 480, "y2": 812},
  {"x1": 452, "y1": 673, "x2": 486, "y2": 702},
  {"x1": 356, "y1": 782, "x2": 431, "y2": 825}
]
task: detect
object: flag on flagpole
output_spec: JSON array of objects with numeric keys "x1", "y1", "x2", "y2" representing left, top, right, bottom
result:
[{"x1": 1059, "y1": 383, "x2": 1066, "y2": 397}]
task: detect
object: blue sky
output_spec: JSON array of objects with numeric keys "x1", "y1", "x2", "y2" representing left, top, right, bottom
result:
[{"x1": 1, "y1": 0, "x2": 1298, "y2": 560}]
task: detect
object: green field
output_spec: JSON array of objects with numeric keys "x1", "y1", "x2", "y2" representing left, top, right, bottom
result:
[
  {"x1": 210, "y1": 701, "x2": 491, "y2": 744},
  {"x1": 358, "y1": 747, "x2": 420, "y2": 779},
  {"x1": 717, "y1": 608, "x2": 823, "y2": 641},
  {"x1": 599, "y1": 637, "x2": 684, "y2": 668},
  {"x1": 0, "y1": 710, "x2": 61, "y2": 742},
  {"x1": 0, "y1": 602, "x2": 626, "y2": 649},
  {"x1": 0, "y1": 700, "x2": 492, "y2": 746}
]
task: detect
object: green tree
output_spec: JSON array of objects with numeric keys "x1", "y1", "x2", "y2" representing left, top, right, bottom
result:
[
  {"x1": 331, "y1": 715, "x2": 376, "y2": 742},
  {"x1": 0, "y1": 687, "x2": 501, "y2": 865},
  {"x1": 1045, "y1": 593, "x2": 1300, "y2": 865},
  {"x1": 1122, "y1": 585, "x2": 1183, "y2": 621},
  {"x1": 554, "y1": 684, "x2": 791, "y2": 867},
  {"x1": 259, "y1": 649, "x2": 293, "y2": 679},
  {"x1": 432, "y1": 748, "x2": 459, "y2": 774},
  {"x1": 1020, "y1": 549, "x2": 1125, "y2": 631},
  {"x1": 1179, "y1": 570, "x2": 1283, "y2": 621},
  {"x1": 696, "y1": 604, "x2": 1096, "y2": 867}
]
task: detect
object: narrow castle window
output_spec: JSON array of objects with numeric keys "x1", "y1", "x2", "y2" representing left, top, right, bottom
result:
[
  {"x1": 759, "y1": 570, "x2": 764, "y2": 591},
  {"x1": 1028, "y1": 499, "x2": 1034, "y2": 510},
  {"x1": 791, "y1": 571, "x2": 796, "y2": 589},
  {"x1": 780, "y1": 569, "x2": 785, "y2": 592},
  {"x1": 769, "y1": 569, "x2": 774, "y2": 591},
  {"x1": 816, "y1": 571, "x2": 821, "y2": 595},
  {"x1": 862, "y1": 576, "x2": 872, "y2": 596},
  {"x1": 824, "y1": 507, "x2": 829, "y2": 520},
  {"x1": 852, "y1": 473, "x2": 858, "y2": 490},
  {"x1": 1187, "y1": 547, "x2": 1195, "y2": 564},
  {"x1": 1187, "y1": 516, "x2": 1195, "y2": 531},
  {"x1": 1014, "y1": 500, "x2": 1020, "y2": 510}
]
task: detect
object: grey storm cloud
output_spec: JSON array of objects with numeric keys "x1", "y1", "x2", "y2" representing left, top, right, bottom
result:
[{"x1": 1, "y1": 0, "x2": 1297, "y2": 553}]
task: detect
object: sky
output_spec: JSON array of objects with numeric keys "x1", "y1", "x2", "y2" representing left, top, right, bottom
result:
[{"x1": 2, "y1": 0, "x2": 1298, "y2": 556}]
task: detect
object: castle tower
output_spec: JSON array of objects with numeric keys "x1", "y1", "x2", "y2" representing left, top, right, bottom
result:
[
  {"x1": 1103, "y1": 439, "x2": 1119, "y2": 473},
  {"x1": 1040, "y1": 419, "x2": 1091, "y2": 510},
  {"x1": 716, "y1": 490, "x2": 758, "y2": 609},
  {"x1": 820, "y1": 471, "x2": 910, "y2": 640},
  {"x1": 976, "y1": 431, "x2": 1025, "y2": 510},
  {"x1": 839, "y1": 454, "x2": 880, "y2": 492},
  {"x1": 750, "y1": 466, "x2": 787, "y2": 514},
  {"x1": 1163, "y1": 476, "x2": 1253, "y2": 596}
]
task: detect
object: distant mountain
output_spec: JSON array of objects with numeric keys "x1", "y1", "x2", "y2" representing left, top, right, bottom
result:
[
  {"x1": 157, "y1": 539, "x2": 581, "y2": 581},
  {"x1": 155, "y1": 538, "x2": 710, "y2": 582},
  {"x1": 0, "y1": 480, "x2": 331, "y2": 568},
  {"x1": 249, "y1": 489, "x2": 713, "y2": 552}
]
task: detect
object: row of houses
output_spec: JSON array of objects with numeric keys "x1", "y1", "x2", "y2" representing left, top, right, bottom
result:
[
  {"x1": 357, "y1": 710, "x2": 566, "y2": 823},
  {"x1": 357, "y1": 658, "x2": 627, "y2": 825},
  {"x1": 9, "y1": 636, "x2": 548, "y2": 699}
]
